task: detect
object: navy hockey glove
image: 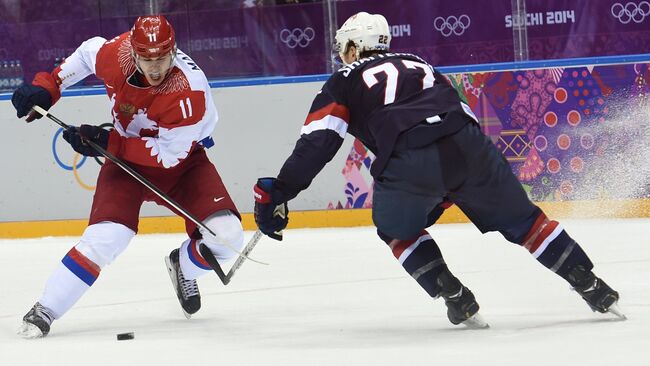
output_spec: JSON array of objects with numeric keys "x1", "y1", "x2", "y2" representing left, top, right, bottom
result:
[
  {"x1": 11, "y1": 85, "x2": 52, "y2": 122},
  {"x1": 62, "y1": 125, "x2": 110, "y2": 157},
  {"x1": 254, "y1": 178, "x2": 289, "y2": 241}
]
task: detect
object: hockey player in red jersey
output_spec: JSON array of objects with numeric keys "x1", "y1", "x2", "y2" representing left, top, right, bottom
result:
[
  {"x1": 253, "y1": 12, "x2": 624, "y2": 328},
  {"x1": 11, "y1": 15, "x2": 244, "y2": 338}
]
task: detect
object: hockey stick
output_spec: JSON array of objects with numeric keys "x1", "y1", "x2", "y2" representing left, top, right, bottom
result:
[
  {"x1": 31, "y1": 106, "x2": 267, "y2": 278},
  {"x1": 199, "y1": 230, "x2": 263, "y2": 285},
  {"x1": 200, "y1": 204, "x2": 284, "y2": 283}
]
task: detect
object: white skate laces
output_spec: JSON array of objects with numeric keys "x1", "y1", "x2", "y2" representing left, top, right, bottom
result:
[{"x1": 178, "y1": 270, "x2": 199, "y2": 299}]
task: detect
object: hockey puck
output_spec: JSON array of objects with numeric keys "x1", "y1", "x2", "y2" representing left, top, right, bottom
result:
[{"x1": 116, "y1": 332, "x2": 135, "y2": 341}]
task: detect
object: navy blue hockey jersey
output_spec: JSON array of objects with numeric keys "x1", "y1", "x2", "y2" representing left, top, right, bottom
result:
[{"x1": 274, "y1": 53, "x2": 477, "y2": 202}]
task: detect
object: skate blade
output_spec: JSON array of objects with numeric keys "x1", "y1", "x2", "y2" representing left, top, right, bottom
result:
[
  {"x1": 164, "y1": 256, "x2": 192, "y2": 320},
  {"x1": 461, "y1": 312, "x2": 490, "y2": 329},
  {"x1": 607, "y1": 303, "x2": 627, "y2": 320},
  {"x1": 17, "y1": 322, "x2": 45, "y2": 339}
]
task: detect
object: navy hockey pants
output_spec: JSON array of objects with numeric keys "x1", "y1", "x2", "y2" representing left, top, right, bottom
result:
[{"x1": 373, "y1": 119, "x2": 537, "y2": 241}]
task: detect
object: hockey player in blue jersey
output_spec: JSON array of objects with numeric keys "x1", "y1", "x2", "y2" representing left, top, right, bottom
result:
[{"x1": 253, "y1": 12, "x2": 624, "y2": 327}]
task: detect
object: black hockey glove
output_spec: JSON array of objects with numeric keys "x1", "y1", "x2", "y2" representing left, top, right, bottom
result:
[
  {"x1": 11, "y1": 85, "x2": 52, "y2": 122},
  {"x1": 253, "y1": 177, "x2": 289, "y2": 241},
  {"x1": 62, "y1": 125, "x2": 110, "y2": 157}
]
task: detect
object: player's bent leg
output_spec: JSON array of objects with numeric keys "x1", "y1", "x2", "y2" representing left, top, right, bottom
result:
[
  {"x1": 501, "y1": 208, "x2": 622, "y2": 316},
  {"x1": 377, "y1": 229, "x2": 487, "y2": 328},
  {"x1": 166, "y1": 210, "x2": 244, "y2": 318},
  {"x1": 19, "y1": 222, "x2": 135, "y2": 338},
  {"x1": 196, "y1": 210, "x2": 245, "y2": 264},
  {"x1": 179, "y1": 210, "x2": 244, "y2": 280}
]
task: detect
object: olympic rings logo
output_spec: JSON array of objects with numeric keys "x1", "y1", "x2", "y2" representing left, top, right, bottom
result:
[
  {"x1": 611, "y1": 1, "x2": 650, "y2": 24},
  {"x1": 280, "y1": 27, "x2": 315, "y2": 48},
  {"x1": 434, "y1": 15, "x2": 471, "y2": 37},
  {"x1": 52, "y1": 125, "x2": 109, "y2": 191}
]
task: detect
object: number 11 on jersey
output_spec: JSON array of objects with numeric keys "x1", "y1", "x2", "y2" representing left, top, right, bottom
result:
[{"x1": 179, "y1": 97, "x2": 193, "y2": 119}]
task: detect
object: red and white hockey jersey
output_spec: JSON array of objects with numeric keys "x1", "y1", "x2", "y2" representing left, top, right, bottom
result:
[{"x1": 46, "y1": 32, "x2": 217, "y2": 169}]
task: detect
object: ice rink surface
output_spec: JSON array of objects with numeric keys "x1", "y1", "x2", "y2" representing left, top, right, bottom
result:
[{"x1": 1, "y1": 218, "x2": 648, "y2": 366}]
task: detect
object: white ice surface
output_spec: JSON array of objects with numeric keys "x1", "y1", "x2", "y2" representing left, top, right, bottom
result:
[{"x1": 1, "y1": 219, "x2": 649, "y2": 366}]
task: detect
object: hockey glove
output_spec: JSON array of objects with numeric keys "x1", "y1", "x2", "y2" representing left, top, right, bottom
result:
[
  {"x1": 254, "y1": 177, "x2": 289, "y2": 241},
  {"x1": 62, "y1": 125, "x2": 110, "y2": 157},
  {"x1": 11, "y1": 85, "x2": 52, "y2": 122}
]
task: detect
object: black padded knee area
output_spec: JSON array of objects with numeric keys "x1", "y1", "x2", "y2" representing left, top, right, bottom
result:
[
  {"x1": 376, "y1": 229, "x2": 393, "y2": 245},
  {"x1": 426, "y1": 198, "x2": 453, "y2": 227},
  {"x1": 499, "y1": 206, "x2": 543, "y2": 244}
]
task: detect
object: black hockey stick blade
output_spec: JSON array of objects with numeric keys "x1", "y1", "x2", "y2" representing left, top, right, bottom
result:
[{"x1": 199, "y1": 243, "x2": 229, "y2": 285}]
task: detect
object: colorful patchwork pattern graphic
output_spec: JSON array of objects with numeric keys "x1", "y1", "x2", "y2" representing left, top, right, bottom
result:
[{"x1": 329, "y1": 63, "x2": 650, "y2": 209}]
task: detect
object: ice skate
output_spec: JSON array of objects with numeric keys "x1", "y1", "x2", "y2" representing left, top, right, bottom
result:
[
  {"x1": 17, "y1": 302, "x2": 55, "y2": 339},
  {"x1": 568, "y1": 266, "x2": 626, "y2": 320},
  {"x1": 437, "y1": 270, "x2": 489, "y2": 329},
  {"x1": 165, "y1": 249, "x2": 201, "y2": 319}
]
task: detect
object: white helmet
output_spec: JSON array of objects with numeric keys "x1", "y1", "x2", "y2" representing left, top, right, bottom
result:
[{"x1": 335, "y1": 12, "x2": 391, "y2": 63}]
